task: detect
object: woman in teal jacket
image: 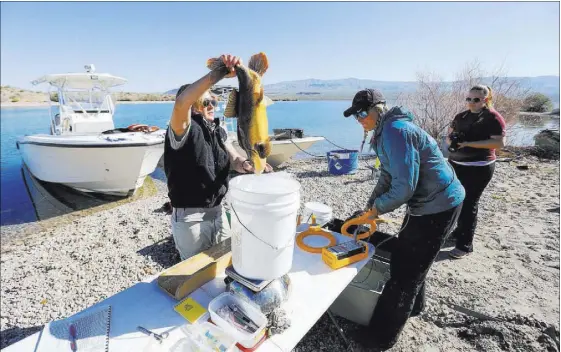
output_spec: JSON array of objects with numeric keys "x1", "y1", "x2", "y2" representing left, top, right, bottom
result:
[{"x1": 343, "y1": 89, "x2": 465, "y2": 350}]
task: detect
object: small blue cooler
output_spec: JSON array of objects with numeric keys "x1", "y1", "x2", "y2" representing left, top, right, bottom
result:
[{"x1": 327, "y1": 149, "x2": 359, "y2": 175}]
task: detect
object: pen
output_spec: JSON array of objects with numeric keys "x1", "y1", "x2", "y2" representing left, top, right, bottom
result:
[
  {"x1": 137, "y1": 326, "x2": 168, "y2": 343},
  {"x1": 69, "y1": 324, "x2": 77, "y2": 352}
]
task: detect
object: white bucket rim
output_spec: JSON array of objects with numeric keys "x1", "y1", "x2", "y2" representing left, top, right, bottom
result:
[
  {"x1": 229, "y1": 174, "x2": 301, "y2": 196},
  {"x1": 230, "y1": 199, "x2": 300, "y2": 213},
  {"x1": 304, "y1": 202, "x2": 332, "y2": 214}
]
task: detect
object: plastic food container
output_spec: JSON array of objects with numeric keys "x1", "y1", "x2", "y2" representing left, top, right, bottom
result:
[
  {"x1": 208, "y1": 293, "x2": 268, "y2": 349},
  {"x1": 177, "y1": 322, "x2": 237, "y2": 352}
]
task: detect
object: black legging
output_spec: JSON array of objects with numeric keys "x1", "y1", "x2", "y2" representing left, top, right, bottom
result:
[
  {"x1": 364, "y1": 205, "x2": 462, "y2": 349},
  {"x1": 449, "y1": 161, "x2": 495, "y2": 252}
]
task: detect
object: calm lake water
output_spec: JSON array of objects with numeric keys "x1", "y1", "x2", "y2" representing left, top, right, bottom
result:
[{"x1": 1, "y1": 101, "x2": 558, "y2": 227}]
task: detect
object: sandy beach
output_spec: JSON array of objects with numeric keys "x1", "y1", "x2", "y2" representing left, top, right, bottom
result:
[{"x1": 1, "y1": 156, "x2": 559, "y2": 351}]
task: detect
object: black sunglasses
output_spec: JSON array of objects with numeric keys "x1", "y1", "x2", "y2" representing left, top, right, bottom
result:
[
  {"x1": 466, "y1": 97, "x2": 483, "y2": 103},
  {"x1": 353, "y1": 110, "x2": 369, "y2": 120},
  {"x1": 202, "y1": 99, "x2": 218, "y2": 108}
]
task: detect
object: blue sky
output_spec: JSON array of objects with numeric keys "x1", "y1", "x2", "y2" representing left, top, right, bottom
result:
[{"x1": 1, "y1": 1, "x2": 559, "y2": 92}]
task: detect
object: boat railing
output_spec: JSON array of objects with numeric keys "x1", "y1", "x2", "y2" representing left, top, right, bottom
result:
[{"x1": 48, "y1": 87, "x2": 115, "y2": 135}]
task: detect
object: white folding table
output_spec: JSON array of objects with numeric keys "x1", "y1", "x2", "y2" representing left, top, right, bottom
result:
[{"x1": 2, "y1": 229, "x2": 374, "y2": 352}]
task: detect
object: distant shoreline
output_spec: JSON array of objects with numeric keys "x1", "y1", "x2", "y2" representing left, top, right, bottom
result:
[
  {"x1": 0, "y1": 101, "x2": 176, "y2": 109},
  {"x1": 0, "y1": 99, "x2": 327, "y2": 109},
  {"x1": 1, "y1": 101, "x2": 52, "y2": 108}
]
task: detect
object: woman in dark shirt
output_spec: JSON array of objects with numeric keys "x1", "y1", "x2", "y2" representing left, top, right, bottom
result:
[{"x1": 447, "y1": 85, "x2": 506, "y2": 259}]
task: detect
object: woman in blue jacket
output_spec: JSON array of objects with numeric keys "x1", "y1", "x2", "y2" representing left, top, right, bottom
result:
[{"x1": 343, "y1": 89, "x2": 465, "y2": 350}]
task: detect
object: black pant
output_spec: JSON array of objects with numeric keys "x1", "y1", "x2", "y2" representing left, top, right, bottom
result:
[
  {"x1": 450, "y1": 162, "x2": 495, "y2": 252},
  {"x1": 364, "y1": 205, "x2": 462, "y2": 350}
]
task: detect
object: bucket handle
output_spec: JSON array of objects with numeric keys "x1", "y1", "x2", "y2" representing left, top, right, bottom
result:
[{"x1": 230, "y1": 205, "x2": 295, "y2": 251}]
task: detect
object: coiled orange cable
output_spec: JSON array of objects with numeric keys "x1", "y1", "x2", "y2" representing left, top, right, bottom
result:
[{"x1": 296, "y1": 215, "x2": 337, "y2": 253}]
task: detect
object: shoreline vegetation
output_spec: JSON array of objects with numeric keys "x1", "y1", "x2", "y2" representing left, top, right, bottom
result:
[
  {"x1": 1, "y1": 85, "x2": 305, "y2": 109},
  {"x1": 1, "y1": 86, "x2": 559, "y2": 113},
  {"x1": 0, "y1": 85, "x2": 559, "y2": 111}
]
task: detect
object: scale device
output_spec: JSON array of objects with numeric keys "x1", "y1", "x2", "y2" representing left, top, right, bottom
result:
[
  {"x1": 225, "y1": 265, "x2": 271, "y2": 292},
  {"x1": 321, "y1": 239, "x2": 369, "y2": 270}
]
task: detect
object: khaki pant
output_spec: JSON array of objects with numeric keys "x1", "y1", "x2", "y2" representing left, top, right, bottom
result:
[{"x1": 171, "y1": 204, "x2": 233, "y2": 261}]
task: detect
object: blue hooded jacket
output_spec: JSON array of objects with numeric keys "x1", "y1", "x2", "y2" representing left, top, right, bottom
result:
[{"x1": 367, "y1": 106, "x2": 465, "y2": 216}]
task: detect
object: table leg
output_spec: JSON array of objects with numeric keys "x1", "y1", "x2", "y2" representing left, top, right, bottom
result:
[{"x1": 327, "y1": 309, "x2": 354, "y2": 352}]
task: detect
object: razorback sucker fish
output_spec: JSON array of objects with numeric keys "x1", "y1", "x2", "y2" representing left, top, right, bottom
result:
[{"x1": 207, "y1": 52, "x2": 272, "y2": 175}]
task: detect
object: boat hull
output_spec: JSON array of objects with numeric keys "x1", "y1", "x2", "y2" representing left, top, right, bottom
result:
[
  {"x1": 17, "y1": 133, "x2": 165, "y2": 196},
  {"x1": 20, "y1": 165, "x2": 124, "y2": 221},
  {"x1": 232, "y1": 136, "x2": 325, "y2": 167}
]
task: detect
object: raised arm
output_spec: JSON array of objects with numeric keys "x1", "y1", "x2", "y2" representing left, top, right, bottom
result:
[{"x1": 169, "y1": 55, "x2": 239, "y2": 136}]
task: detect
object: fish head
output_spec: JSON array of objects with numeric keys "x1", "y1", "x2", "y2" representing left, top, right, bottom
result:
[{"x1": 249, "y1": 138, "x2": 271, "y2": 175}]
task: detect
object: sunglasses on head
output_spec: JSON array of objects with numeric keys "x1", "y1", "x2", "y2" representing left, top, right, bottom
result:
[
  {"x1": 466, "y1": 97, "x2": 483, "y2": 103},
  {"x1": 202, "y1": 99, "x2": 217, "y2": 108}
]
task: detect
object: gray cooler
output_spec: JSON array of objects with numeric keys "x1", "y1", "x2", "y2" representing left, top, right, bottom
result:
[{"x1": 329, "y1": 256, "x2": 391, "y2": 325}]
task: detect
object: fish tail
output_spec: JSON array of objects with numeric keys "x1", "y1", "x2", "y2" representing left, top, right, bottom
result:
[
  {"x1": 248, "y1": 53, "x2": 269, "y2": 76},
  {"x1": 206, "y1": 57, "x2": 230, "y2": 76}
]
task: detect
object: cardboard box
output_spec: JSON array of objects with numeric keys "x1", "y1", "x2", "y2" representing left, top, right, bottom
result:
[{"x1": 158, "y1": 238, "x2": 232, "y2": 301}]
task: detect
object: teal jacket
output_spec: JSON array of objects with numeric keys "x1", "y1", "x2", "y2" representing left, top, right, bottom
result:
[{"x1": 367, "y1": 107, "x2": 465, "y2": 216}]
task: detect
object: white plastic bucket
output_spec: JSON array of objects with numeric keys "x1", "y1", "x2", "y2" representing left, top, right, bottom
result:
[
  {"x1": 228, "y1": 173, "x2": 301, "y2": 280},
  {"x1": 302, "y1": 202, "x2": 333, "y2": 227}
]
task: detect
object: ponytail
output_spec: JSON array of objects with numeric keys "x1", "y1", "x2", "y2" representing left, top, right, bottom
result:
[
  {"x1": 486, "y1": 86, "x2": 493, "y2": 108},
  {"x1": 373, "y1": 102, "x2": 388, "y2": 116}
]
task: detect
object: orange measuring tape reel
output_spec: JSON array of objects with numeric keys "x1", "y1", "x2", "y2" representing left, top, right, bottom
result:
[
  {"x1": 340, "y1": 209, "x2": 386, "y2": 240},
  {"x1": 296, "y1": 215, "x2": 337, "y2": 253}
]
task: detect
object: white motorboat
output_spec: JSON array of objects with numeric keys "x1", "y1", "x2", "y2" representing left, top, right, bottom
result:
[
  {"x1": 212, "y1": 86, "x2": 324, "y2": 167},
  {"x1": 17, "y1": 65, "x2": 166, "y2": 196}
]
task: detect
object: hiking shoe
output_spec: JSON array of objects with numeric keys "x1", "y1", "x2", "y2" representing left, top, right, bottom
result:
[{"x1": 449, "y1": 248, "x2": 470, "y2": 259}]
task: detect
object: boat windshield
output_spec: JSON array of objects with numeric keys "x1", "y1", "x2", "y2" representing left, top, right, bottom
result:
[{"x1": 60, "y1": 89, "x2": 113, "y2": 113}]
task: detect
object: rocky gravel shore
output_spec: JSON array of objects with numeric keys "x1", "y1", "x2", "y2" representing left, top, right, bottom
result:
[{"x1": 1, "y1": 156, "x2": 559, "y2": 351}]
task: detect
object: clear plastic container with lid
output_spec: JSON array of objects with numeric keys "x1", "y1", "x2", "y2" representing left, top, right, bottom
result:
[
  {"x1": 172, "y1": 322, "x2": 237, "y2": 352},
  {"x1": 208, "y1": 293, "x2": 268, "y2": 349}
]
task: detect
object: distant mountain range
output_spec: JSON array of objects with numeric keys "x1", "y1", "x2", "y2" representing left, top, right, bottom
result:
[{"x1": 165, "y1": 76, "x2": 560, "y2": 105}]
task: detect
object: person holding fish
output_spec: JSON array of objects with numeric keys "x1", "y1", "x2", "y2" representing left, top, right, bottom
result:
[
  {"x1": 164, "y1": 53, "x2": 272, "y2": 261},
  {"x1": 343, "y1": 89, "x2": 465, "y2": 350}
]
